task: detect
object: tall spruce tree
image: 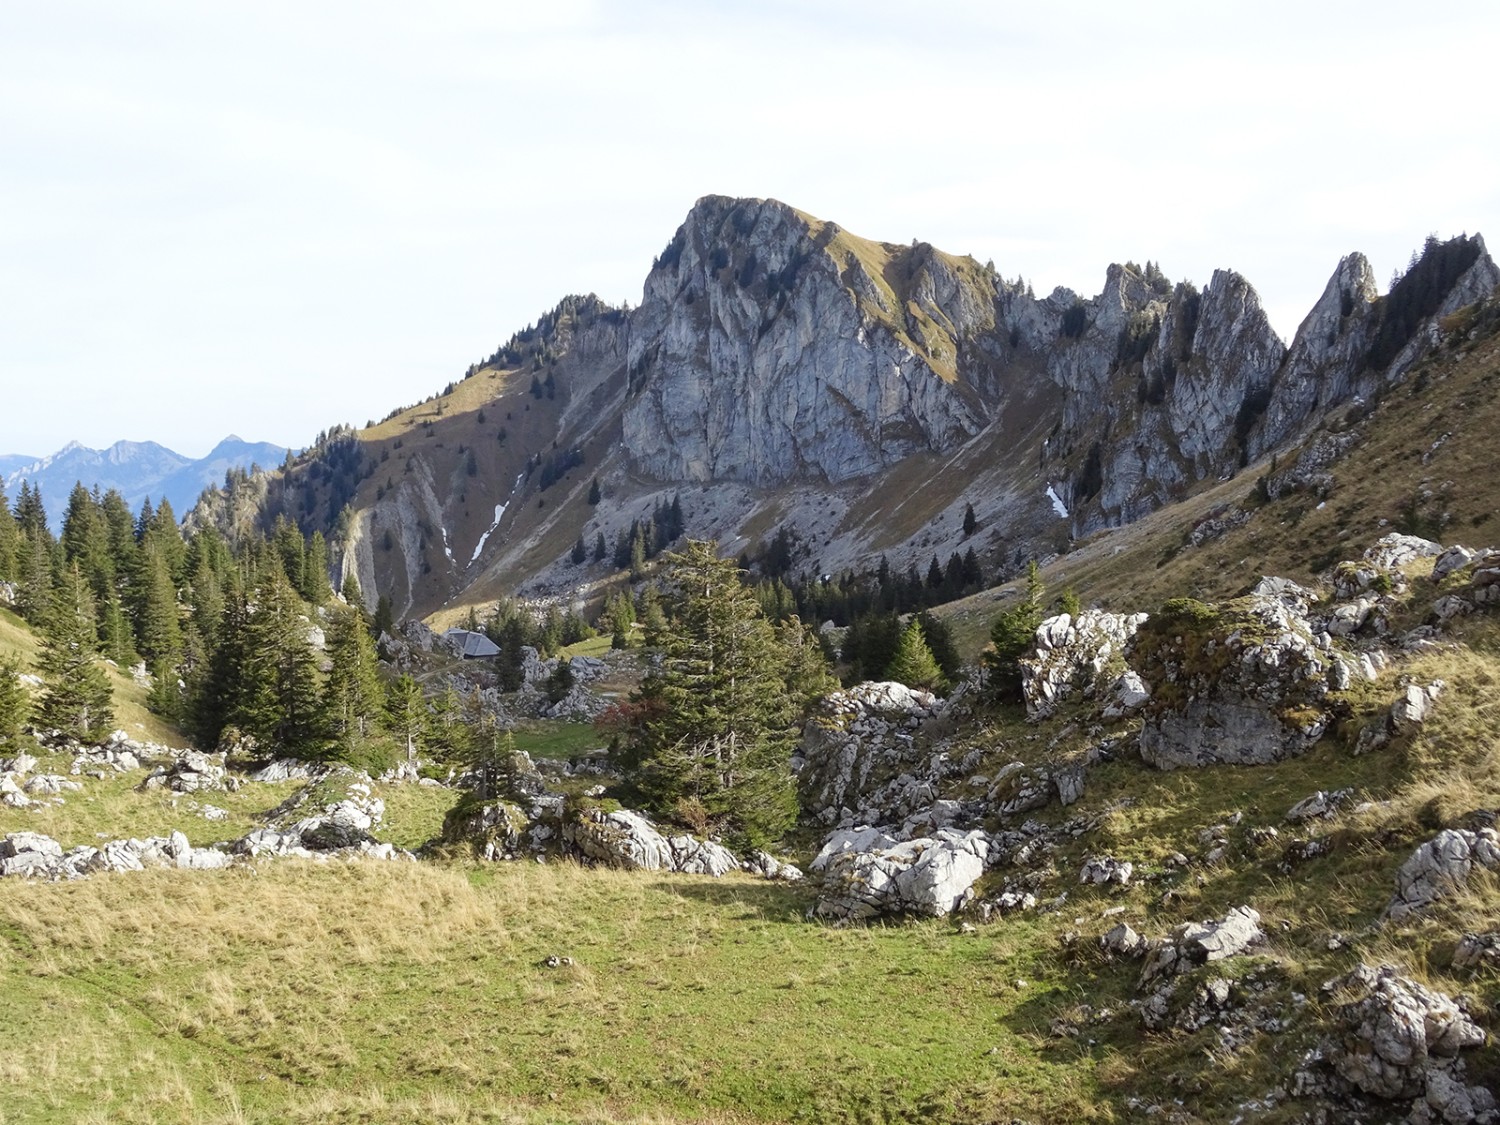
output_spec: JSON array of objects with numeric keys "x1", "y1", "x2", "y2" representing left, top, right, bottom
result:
[
  {"x1": 385, "y1": 673, "x2": 427, "y2": 765},
  {"x1": 625, "y1": 540, "x2": 810, "y2": 847},
  {"x1": 324, "y1": 604, "x2": 384, "y2": 748},
  {"x1": 238, "y1": 571, "x2": 324, "y2": 757},
  {"x1": 134, "y1": 546, "x2": 182, "y2": 666},
  {"x1": 302, "y1": 531, "x2": 332, "y2": 605},
  {"x1": 0, "y1": 483, "x2": 19, "y2": 582},
  {"x1": 35, "y1": 565, "x2": 114, "y2": 742},
  {"x1": 0, "y1": 654, "x2": 29, "y2": 744}
]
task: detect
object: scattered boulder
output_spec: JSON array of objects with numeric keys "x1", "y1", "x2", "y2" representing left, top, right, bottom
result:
[
  {"x1": 811, "y1": 827, "x2": 990, "y2": 923},
  {"x1": 1286, "y1": 788, "x2": 1355, "y2": 824},
  {"x1": 744, "y1": 851, "x2": 804, "y2": 882},
  {"x1": 1386, "y1": 828, "x2": 1500, "y2": 921},
  {"x1": 1101, "y1": 922, "x2": 1149, "y2": 959},
  {"x1": 562, "y1": 806, "x2": 736, "y2": 876},
  {"x1": 1360, "y1": 681, "x2": 1445, "y2": 752},
  {"x1": 1139, "y1": 906, "x2": 1265, "y2": 987},
  {"x1": 1079, "y1": 856, "x2": 1134, "y2": 887},
  {"x1": 1452, "y1": 933, "x2": 1500, "y2": 972},
  {"x1": 1320, "y1": 964, "x2": 1489, "y2": 1110},
  {"x1": 139, "y1": 749, "x2": 229, "y2": 794}
]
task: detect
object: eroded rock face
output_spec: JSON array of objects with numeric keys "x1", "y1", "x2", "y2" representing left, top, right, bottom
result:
[
  {"x1": 810, "y1": 827, "x2": 990, "y2": 923},
  {"x1": 797, "y1": 681, "x2": 942, "y2": 828},
  {"x1": 624, "y1": 197, "x2": 989, "y2": 486},
  {"x1": 1020, "y1": 610, "x2": 1149, "y2": 719},
  {"x1": 1132, "y1": 587, "x2": 1338, "y2": 769}
]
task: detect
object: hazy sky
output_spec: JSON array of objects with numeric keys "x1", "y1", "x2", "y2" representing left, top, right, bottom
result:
[{"x1": 3, "y1": 1, "x2": 1497, "y2": 458}]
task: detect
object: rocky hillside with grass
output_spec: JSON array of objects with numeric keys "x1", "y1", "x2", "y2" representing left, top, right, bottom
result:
[{"x1": 185, "y1": 198, "x2": 1496, "y2": 627}]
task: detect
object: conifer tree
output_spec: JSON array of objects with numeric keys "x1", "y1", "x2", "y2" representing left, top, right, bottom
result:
[
  {"x1": 100, "y1": 489, "x2": 139, "y2": 583},
  {"x1": 963, "y1": 502, "x2": 978, "y2": 537},
  {"x1": 302, "y1": 531, "x2": 333, "y2": 605},
  {"x1": 587, "y1": 477, "x2": 601, "y2": 505},
  {"x1": 385, "y1": 673, "x2": 427, "y2": 765},
  {"x1": 271, "y1": 515, "x2": 305, "y2": 593},
  {"x1": 134, "y1": 546, "x2": 182, "y2": 666},
  {"x1": 239, "y1": 572, "x2": 324, "y2": 757},
  {"x1": 189, "y1": 586, "x2": 250, "y2": 750},
  {"x1": 14, "y1": 482, "x2": 48, "y2": 542},
  {"x1": 98, "y1": 589, "x2": 135, "y2": 666},
  {"x1": 35, "y1": 565, "x2": 114, "y2": 742},
  {"x1": 625, "y1": 540, "x2": 807, "y2": 847},
  {"x1": 143, "y1": 499, "x2": 186, "y2": 584},
  {"x1": 571, "y1": 535, "x2": 587, "y2": 565},
  {"x1": 60, "y1": 482, "x2": 112, "y2": 600},
  {"x1": 324, "y1": 604, "x2": 384, "y2": 748},
  {"x1": 914, "y1": 609, "x2": 962, "y2": 685},
  {"x1": 983, "y1": 560, "x2": 1044, "y2": 703},
  {"x1": 0, "y1": 484, "x2": 17, "y2": 582},
  {"x1": 0, "y1": 654, "x2": 29, "y2": 744},
  {"x1": 16, "y1": 525, "x2": 53, "y2": 624},
  {"x1": 886, "y1": 618, "x2": 946, "y2": 693}
]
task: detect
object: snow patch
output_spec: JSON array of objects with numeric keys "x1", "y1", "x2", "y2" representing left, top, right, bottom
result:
[
  {"x1": 1046, "y1": 484, "x2": 1069, "y2": 519},
  {"x1": 441, "y1": 525, "x2": 453, "y2": 562},
  {"x1": 470, "y1": 503, "x2": 507, "y2": 564}
]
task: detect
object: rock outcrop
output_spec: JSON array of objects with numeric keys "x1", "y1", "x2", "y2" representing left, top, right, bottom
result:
[
  {"x1": 1386, "y1": 828, "x2": 1500, "y2": 921},
  {"x1": 1020, "y1": 610, "x2": 1148, "y2": 719},
  {"x1": 797, "y1": 681, "x2": 943, "y2": 828},
  {"x1": 1311, "y1": 964, "x2": 1492, "y2": 1118},
  {"x1": 1132, "y1": 583, "x2": 1340, "y2": 769}
]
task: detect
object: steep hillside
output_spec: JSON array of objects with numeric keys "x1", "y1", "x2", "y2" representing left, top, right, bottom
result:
[
  {"x1": 184, "y1": 198, "x2": 1497, "y2": 627},
  {"x1": 938, "y1": 288, "x2": 1500, "y2": 660}
]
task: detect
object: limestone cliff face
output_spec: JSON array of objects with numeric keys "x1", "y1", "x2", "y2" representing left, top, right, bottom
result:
[
  {"x1": 186, "y1": 198, "x2": 1500, "y2": 616},
  {"x1": 1255, "y1": 235, "x2": 1499, "y2": 459},
  {"x1": 619, "y1": 201, "x2": 1495, "y2": 545},
  {"x1": 622, "y1": 197, "x2": 990, "y2": 484}
]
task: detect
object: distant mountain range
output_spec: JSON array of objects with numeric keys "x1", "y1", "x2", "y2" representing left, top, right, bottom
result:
[{"x1": 2, "y1": 435, "x2": 290, "y2": 530}]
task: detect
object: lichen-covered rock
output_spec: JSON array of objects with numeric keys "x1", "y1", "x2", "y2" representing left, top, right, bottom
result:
[
  {"x1": 1019, "y1": 610, "x2": 1148, "y2": 719},
  {"x1": 1386, "y1": 828, "x2": 1500, "y2": 921},
  {"x1": 811, "y1": 827, "x2": 990, "y2": 923},
  {"x1": 1131, "y1": 588, "x2": 1338, "y2": 769},
  {"x1": 1324, "y1": 964, "x2": 1488, "y2": 1104}
]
